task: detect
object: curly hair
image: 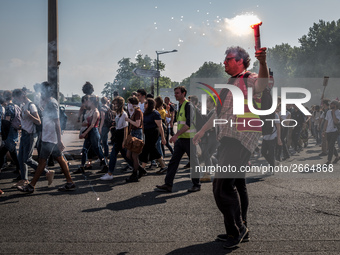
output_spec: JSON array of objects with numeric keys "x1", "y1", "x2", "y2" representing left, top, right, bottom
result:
[
  {"x1": 82, "y1": 81, "x2": 94, "y2": 95},
  {"x1": 225, "y1": 46, "x2": 251, "y2": 69}
]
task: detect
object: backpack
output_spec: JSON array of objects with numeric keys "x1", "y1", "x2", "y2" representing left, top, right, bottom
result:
[
  {"x1": 59, "y1": 106, "x2": 68, "y2": 132},
  {"x1": 243, "y1": 72, "x2": 276, "y2": 136},
  {"x1": 104, "y1": 107, "x2": 116, "y2": 128},
  {"x1": 28, "y1": 102, "x2": 43, "y2": 133},
  {"x1": 8, "y1": 103, "x2": 22, "y2": 130}
]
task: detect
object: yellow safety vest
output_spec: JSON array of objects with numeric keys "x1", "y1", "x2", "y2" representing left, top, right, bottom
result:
[{"x1": 177, "y1": 100, "x2": 197, "y2": 138}]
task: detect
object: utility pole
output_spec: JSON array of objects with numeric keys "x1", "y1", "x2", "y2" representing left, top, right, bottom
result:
[{"x1": 48, "y1": 0, "x2": 59, "y2": 101}]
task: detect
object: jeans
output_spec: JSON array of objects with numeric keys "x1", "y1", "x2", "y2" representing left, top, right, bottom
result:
[
  {"x1": 165, "y1": 127, "x2": 174, "y2": 154},
  {"x1": 100, "y1": 125, "x2": 110, "y2": 157},
  {"x1": 156, "y1": 136, "x2": 163, "y2": 158},
  {"x1": 109, "y1": 142, "x2": 133, "y2": 174},
  {"x1": 18, "y1": 131, "x2": 39, "y2": 180},
  {"x1": 0, "y1": 127, "x2": 19, "y2": 171},
  {"x1": 81, "y1": 128, "x2": 107, "y2": 166},
  {"x1": 131, "y1": 128, "x2": 143, "y2": 140},
  {"x1": 276, "y1": 126, "x2": 289, "y2": 159}
]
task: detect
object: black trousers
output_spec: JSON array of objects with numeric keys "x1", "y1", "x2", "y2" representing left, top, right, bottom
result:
[
  {"x1": 164, "y1": 138, "x2": 200, "y2": 187},
  {"x1": 276, "y1": 126, "x2": 289, "y2": 159},
  {"x1": 213, "y1": 137, "x2": 251, "y2": 237},
  {"x1": 261, "y1": 138, "x2": 276, "y2": 167},
  {"x1": 327, "y1": 131, "x2": 339, "y2": 162}
]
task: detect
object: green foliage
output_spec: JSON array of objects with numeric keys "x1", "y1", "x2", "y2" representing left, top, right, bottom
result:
[
  {"x1": 181, "y1": 61, "x2": 229, "y2": 88},
  {"x1": 102, "y1": 54, "x2": 167, "y2": 99}
]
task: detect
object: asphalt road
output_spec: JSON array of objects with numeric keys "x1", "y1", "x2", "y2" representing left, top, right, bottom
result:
[{"x1": 0, "y1": 131, "x2": 340, "y2": 254}]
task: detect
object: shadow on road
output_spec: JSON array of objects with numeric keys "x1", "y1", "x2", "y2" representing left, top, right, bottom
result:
[
  {"x1": 82, "y1": 181, "x2": 191, "y2": 213},
  {"x1": 166, "y1": 241, "x2": 238, "y2": 254}
]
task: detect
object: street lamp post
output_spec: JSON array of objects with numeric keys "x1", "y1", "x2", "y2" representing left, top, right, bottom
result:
[{"x1": 156, "y1": 49, "x2": 178, "y2": 96}]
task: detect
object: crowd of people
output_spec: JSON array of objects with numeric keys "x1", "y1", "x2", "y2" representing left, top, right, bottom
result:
[{"x1": 1, "y1": 46, "x2": 340, "y2": 250}]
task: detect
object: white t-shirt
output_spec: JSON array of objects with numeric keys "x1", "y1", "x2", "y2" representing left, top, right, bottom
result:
[
  {"x1": 42, "y1": 97, "x2": 59, "y2": 144},
  {"x1": 325, "y1": 109, "x2": 340, "y2": 133},
  {"x1": 115, "y1": 111, "x2": 128, "y2": 130},
  {"x1": 138, "y1": 102, "x2": 145, "y2": 113},
  {"x1": 263, "y1": 113, "x2": 280, "y2": 140},
  {"x1": 21, "y1": 101, "x2": 38, "y2": 134}
]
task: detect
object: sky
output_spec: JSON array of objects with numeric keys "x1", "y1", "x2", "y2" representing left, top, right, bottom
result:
[{"x1": 0, "y1": 0, "x2": 340, "y2": 97}]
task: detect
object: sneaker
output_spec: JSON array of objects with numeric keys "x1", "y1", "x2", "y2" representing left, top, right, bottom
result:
[
  {"x1": 223, "y1": 226, "x2": 248, "y2": 249},
  {"x1": 17, "y1": 184, "x2": 35, "y2": 194},
  {"x1": 319, "y1": 152, "x2": 328, "y2": 156},
  {"x1": 156, "y1": 167, "x2": 167, "y2": 174},
  {"x1": 97, "y1": 165, "x2": 108, "y2": 174},
  {"x1": 46, "y1": 170, "x2": 55, "y2": 185},
  {"x1": 151, "y1": 161, "x2": 158, "y2": 167},
  {"x1": 12, "y1": 179, "x2": 28, "y2": 188},
  {"x1": 217, "y1": 233, "x2": 250, "y2": 242},
  {"x1": 332, "y1": 157, "x2": 340, "y2": 164},
  {"x1": 100, "y1": 173, "x2": 114, "y2": 181},
  {"x1": 58, "y1": 183, "x2": 76, "y2": 192}
]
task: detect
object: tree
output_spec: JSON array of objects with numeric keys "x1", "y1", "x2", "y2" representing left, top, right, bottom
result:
[
  {"x1": 181, "y1": 61, "x2": 228, "y2": 88},
  {"x1": 103, "y1": 54, "x2": 166, "y2": 99}
]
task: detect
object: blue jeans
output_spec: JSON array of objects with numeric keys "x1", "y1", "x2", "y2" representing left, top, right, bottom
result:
[
  {"x1": 156, "y1": 136, "x2": 163, "y2": 158},
  {"x1": 109, "y1": 142, "x2": 133, "y2": 174},
  {"x1": 131, "y1": 128, "x2": 143, "y2": 140},
  {"x1": 0, "y1": 126, "x2": 19, "y2": 171},
  {"x1": 18, "y1": 131, "x2": 39, "y2": 180},
  {"x1": 81, "y1": 128, "x2": 107, "y2": 166},
  {"x1": 100, "y1": 125, "x2": 110, "y2": 157}
]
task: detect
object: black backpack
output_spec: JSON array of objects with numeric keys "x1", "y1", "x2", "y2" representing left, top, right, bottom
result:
[{"x1": 243, "y1": 72, "x2": 276, "y2": 136}]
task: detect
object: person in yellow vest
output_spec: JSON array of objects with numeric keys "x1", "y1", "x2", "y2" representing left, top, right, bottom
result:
[
  {"x1": 156, "y1": 86, "x2": 201, "y2": 192},
  {"x1": 193, "y1": 46, "x2": 269, "y2": 249}
]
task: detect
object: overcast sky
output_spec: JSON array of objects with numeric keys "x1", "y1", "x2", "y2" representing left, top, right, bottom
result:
[{"x1": 0, "y1": 0, "x2": 339, "y2": 97}]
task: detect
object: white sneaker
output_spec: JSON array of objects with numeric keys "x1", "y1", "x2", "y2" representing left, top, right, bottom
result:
[
  {"x1": 100, "y1": 173, "x2": 114, "y2": 181},
  {"x1": 46, "y1": 170, "x2": 55, "y2": 185}
]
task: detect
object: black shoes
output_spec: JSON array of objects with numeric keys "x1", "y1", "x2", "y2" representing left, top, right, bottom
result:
[
  {"x1": 183, "y1": 162, "x2": 190, "y2": 168},
  {"x1": 97, "y1": 165, "x2": 108, "y2": 174},
  {"x1": 222, "y1": 226, "x2": 249, "y2": 249},
  {"x1": 17, "y1": 184, "x2": 35, "y2": 194},
  {"x1": 217, "y1": 231, "x2": 249, "y2": 243},
  {"x1": 138, "y1": 167, "x2": 147, "y2": 178},
  {"x1": 126, "y1": 173, "x2": 139, "y2": 183},
  {"x1": 156, "y1": 184, "x2": 172, "y2": 192},
  {"x1": 74, "y1": 167, "x2": 85, "y2": 174},
  {"x1": 58, "y1": 182, "x2": 76, "y2": 192},
  {"x1": 187, "y1": 186, "x2": 201, "y2": 192},
  {"x1": 156, "y1": 167, "x2": 168, "y2": 174}
]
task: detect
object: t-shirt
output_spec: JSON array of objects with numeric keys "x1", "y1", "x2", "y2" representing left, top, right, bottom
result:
[
  {"x1": 138, "y1": 102, "x2": 145, "y2": 113},
  {"x1": 131, "y1": 108, "x2": 143, "y2": 130},
  {"x1": 157, "y1": 108, "x2": 166, "y2": 120},
  {"x1": 42, "y1": 97, "x2": 59, "y2": 144},
  {"x1": 115, "y1": 111, "x2": 128, "y2": 130},
  {"x1": 263, "y1": 113, "x2": 280, "y2": 140},
  {"x1": 21, "y1": 101, "x2": 38, "y2": 134},
  {"x1": 143, "y1": 110, "x2": 161, "y2": 130},
  {"x1": 325, "y1": 109, "x2": 340, "y2": 133}
]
